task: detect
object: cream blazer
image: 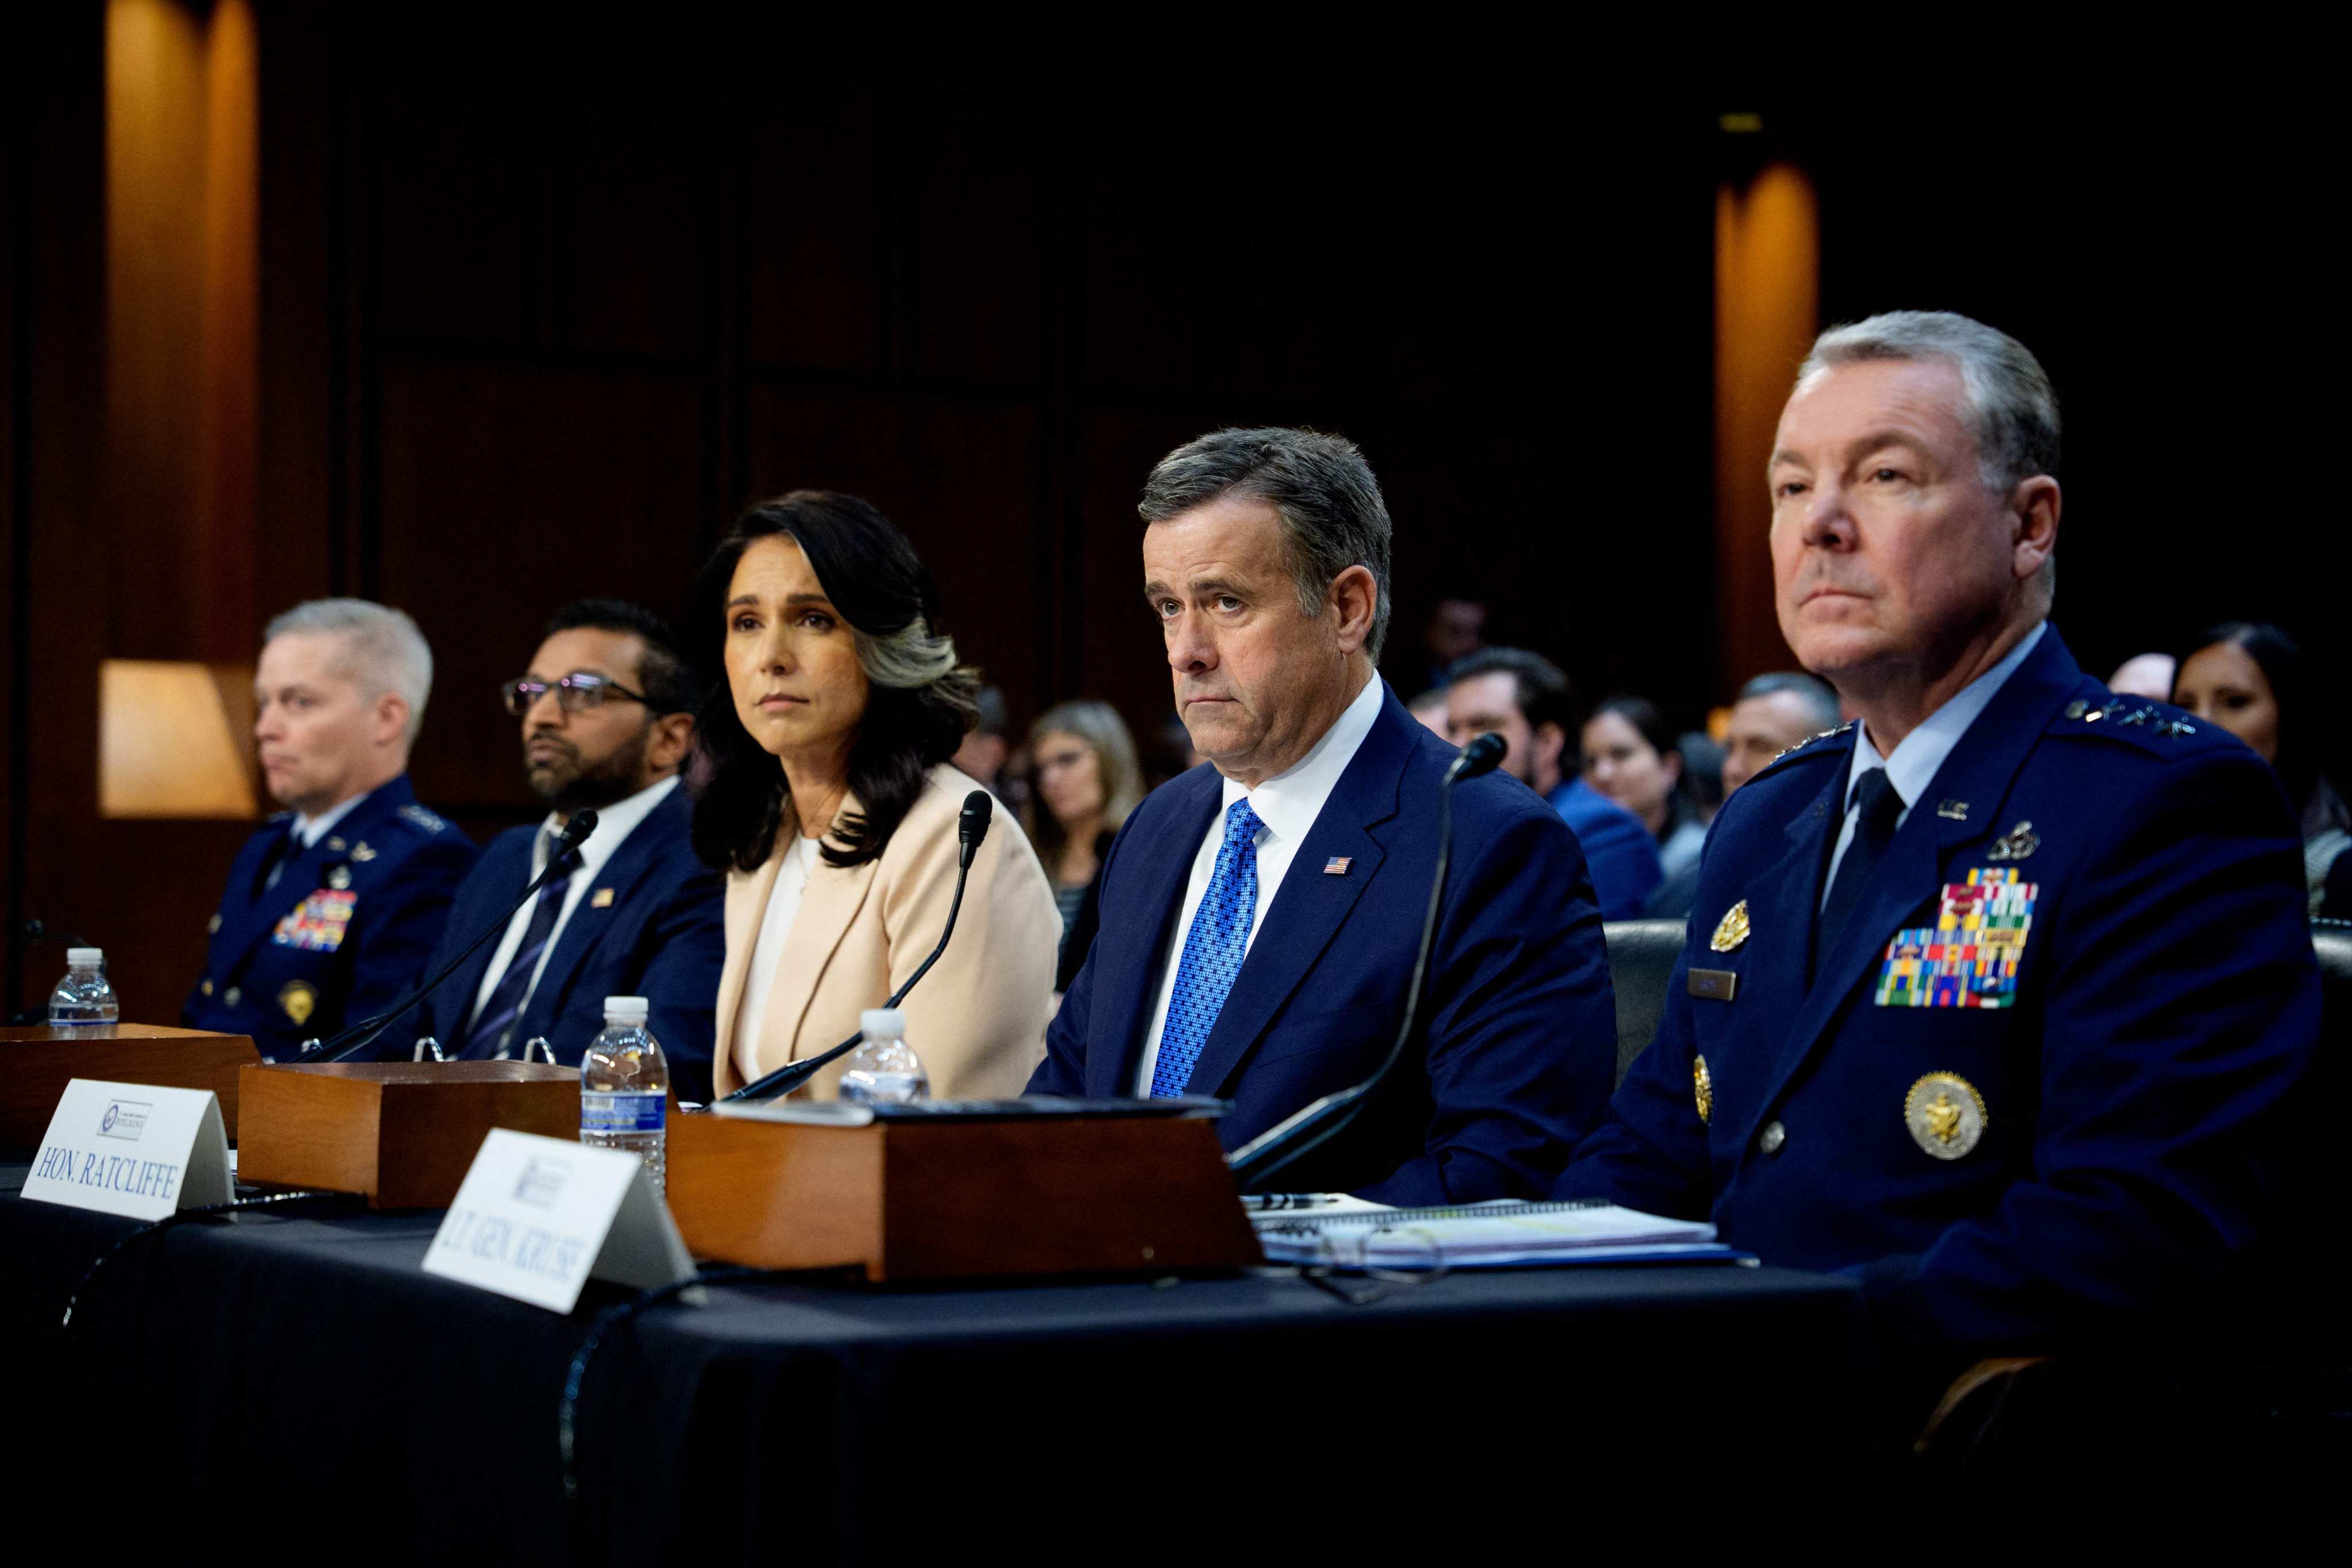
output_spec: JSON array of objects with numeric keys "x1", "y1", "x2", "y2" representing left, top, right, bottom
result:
[{"x1": 712, "y1": 764, "x2": 1059, "y2": 1099}]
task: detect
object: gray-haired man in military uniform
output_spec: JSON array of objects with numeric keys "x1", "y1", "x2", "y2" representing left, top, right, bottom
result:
[{"x1": 183, "y1": 600, "x2": 478, "y2": 1058}]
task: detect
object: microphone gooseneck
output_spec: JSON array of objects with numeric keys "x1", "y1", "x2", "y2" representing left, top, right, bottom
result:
[
  {"x1": 289, "y1": 809, "x2": 601, "y2": 1065},
  {"x1": 720, "y1": 790, "x2": 995, "y2": 1103},
  {"x1": 1223, "y1": 732, "x2": 1505, "y2": 1193}
]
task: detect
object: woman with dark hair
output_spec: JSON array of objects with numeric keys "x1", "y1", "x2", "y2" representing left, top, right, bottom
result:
[
  {"x1": 1021, "y1": 700, "x2": 1145, "y2": 993},
  {"x1": 2174, "y1": 622, "x2": 2349, "y2": 914},
  {"x1": 694, "y1": 491, "x2": 1061, "y2": 1099},
  {"x1": 1582, "y1": 695, "x2": 1708, "y2": 884}
]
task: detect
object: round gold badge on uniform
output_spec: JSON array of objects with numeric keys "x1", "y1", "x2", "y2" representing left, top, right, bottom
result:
[
  {"x1": 328, "y1": 864, "x2": 353, "y2": 891},
  {"x1": 1710, "y1": 899, "x2": 1751, "y2": 953},
  {"x1": 1693, "y1": 1055, "x2": 1713, "y2": 1124},
  {"x1": 279, "y1": 980, "x2": 318, "y2": 1026},
  {"x1": 1905, "y1": 1072, "x2": 1987, "y2": 1160}
]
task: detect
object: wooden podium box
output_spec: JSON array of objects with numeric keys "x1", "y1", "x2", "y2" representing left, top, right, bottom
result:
[
  {"x1": 667, "y1": 1109, "x2": 1262, "y2": 1282},
  {"x1": 0, "y1": 1024, "x2": 260, "y2": 1145},
  {"x1": 237, "y1": 1060, "x2": 580, "y2": 1208}
]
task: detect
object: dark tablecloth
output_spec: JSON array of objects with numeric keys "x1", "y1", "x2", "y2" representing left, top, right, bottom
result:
[{"x1": 1, "y1": 1163, "x2": 1868, "y2": 1561}]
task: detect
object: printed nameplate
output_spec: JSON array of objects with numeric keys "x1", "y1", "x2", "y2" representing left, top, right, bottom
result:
[
  {"x1": 422, "y1": 1129, "x2": 696, "y2": 1314},
  {"x1": 22, "y1": 1079, "x2": 234, "y2": 1220}
]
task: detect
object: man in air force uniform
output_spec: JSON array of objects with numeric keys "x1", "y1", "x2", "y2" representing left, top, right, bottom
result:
[
  {"x1": 1554, "y1": 312, "x2": 2319, "y2": 1365},
  {"x1": 184, "y1": 600, "x2": 478, "y2": 1059}
]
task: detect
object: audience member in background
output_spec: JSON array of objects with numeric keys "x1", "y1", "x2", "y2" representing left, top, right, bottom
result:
[
  {"x1": 1141, "y1": 711, "x2": 1205, "y2": 792},
  {"x1": 1648, "y1": 672, "x2": 1844, "y2": 919},
  {"x1": 1415, "y1": 594, "x2": 1487, "y2": 692},
  {"x1": 996, "y1": 741, "x2": 1034, "y2": 824},
  {"x1": 1678, "y1": 732, "x2": 1726, "y2": 822},
  {"x1": 1443, "y1": 647, "x2": 1662, "y2": 919},
  {"x1": 2174, "y1": 622, "x2": 2349, "y2": 914},
  {"x1": 1558, "y1": 309, "x2": 2317, "y2": 1401},
  {"x1": 1022, "y1": 700, "x2": 1145, "y2": 992},
  {"x1": 1584, "y1": 696, "x2": 1708, "y2": 885},
  {"x1": 1408, "y1": 684, "x2": 1452, "y2": 738},
  {"x1": 696, "y1": 492, "x2": 1060, "y2": 1100},
  {"x1": 412, "y1": 600, "x2": 725, "y2": 1100},
  {"x1": 951, "y1": 685, "x2": 1011, "y2": 798},
  {"x1": 1034, "y1": 428, "x2": 1616, "y2": 1201},
  {"x1": 2107, "y1": 652, "x2": 2176, "y2": 701},
  {"x1": 1718, "y1": 671, "x2": 1843, "y2": 797},
  {"x1": 185, "y1": 600, "x2": 479, "y2": 1060}
]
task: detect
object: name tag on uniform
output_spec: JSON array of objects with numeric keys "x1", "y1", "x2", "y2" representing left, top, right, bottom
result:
[
  {"x1": 272, "y1": 889, "x2": 356, "y2": 951},
  {"x1": 1876, "y1": 868, "x2": 2037, "y2": 1009},
  {"x1": 1687, "y1": 968, "x2": 1739, "y2": 1002}
]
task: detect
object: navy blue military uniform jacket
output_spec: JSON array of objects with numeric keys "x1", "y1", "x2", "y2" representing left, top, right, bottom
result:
[
  {"x1": 410, "y1": 784, "x2": 727, "y2": 1103},
  {"x1": 1030, "y1": 685, "x2": 1619, "y2": 1204},
  {"x1": 182, "y1": 776, "x2": 480, "y2": 1060},
  {"x1": 1555, "y1": 628, "x2": 2321, "y2": 1353}
]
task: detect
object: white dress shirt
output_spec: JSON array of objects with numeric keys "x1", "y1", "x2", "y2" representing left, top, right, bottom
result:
[
  {"x1": 1822, "y1": 621, "x2": 2047, "y2": 905},
  {"x1": 466, "y1": 774, "x2": 681, "y2": 1031},
  {"x1": 1132, "y1": 674, "x2": 1388, "y2": 1094},
  {"x1": 731, "y1": 833, "x2": 822, "y2": 1084}
]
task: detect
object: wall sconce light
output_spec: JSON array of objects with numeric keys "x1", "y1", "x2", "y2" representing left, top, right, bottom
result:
[{"x1": 99, "y1": 659, "x2": 258, "y2": 819}]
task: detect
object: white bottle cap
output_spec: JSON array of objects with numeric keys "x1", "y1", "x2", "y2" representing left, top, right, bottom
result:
[
  {"x1": 603, "y1": 996, "x2": 650, "y2": 1024},
  {"x1": 860, "y1": 1008, "x2": 906, "y2": 1038},
  {"x1": 68, "y1": 948, "x2": 103, "y2": 967}
]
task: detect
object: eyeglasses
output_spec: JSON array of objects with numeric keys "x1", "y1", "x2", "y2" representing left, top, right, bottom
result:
[{"x1": 500, "y1": 671, "x2": 653, "y2": 716}]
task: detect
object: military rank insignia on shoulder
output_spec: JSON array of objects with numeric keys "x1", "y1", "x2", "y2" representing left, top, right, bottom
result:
[
  {"x1": 399, "y1": 802, "x2": 451, "y2": 834},
  {"x1": 1771, "y1": 719, "x2": 1854, "y2": 767}
]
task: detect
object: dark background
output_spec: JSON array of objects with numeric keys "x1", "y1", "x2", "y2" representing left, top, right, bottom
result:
[{"x1": 4, "y1": 10, "x2": 2342, "y2": 1017}]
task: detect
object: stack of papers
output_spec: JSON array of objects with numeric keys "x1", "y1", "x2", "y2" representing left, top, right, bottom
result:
[{"x1": 1249, "y1": 1196, "x2": 1732, "y2": 1269}]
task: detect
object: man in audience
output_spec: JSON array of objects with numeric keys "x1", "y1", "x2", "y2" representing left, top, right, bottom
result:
[
  {"x1": 184, "y1": 599, "x2": 479, "y2": 1059},
  {"x1": 1718, "y1": 671, "x2": 1842, "y2": 798},
  {"x1": 952, "y1": 685, "x2": 1013, "y2": 798},
  {"x1": 1032, "y1": 428, "x2": 1616, "y2": 1202},
  {"x1": 1443, "y1": 647, "x2": 1662, "y2": 918},
  {"x1": 412, "y1": 600, "x2": 726, "y2": 1100},
  {"x1": 1407, "y1": 684, "x2": 1452, "y2": 738},
  {"x1": 1414, "y1": 594, "x2": 1487, "y2": 692},
  {"x1": 2106, "y1": 651, "x2": 2175, "y2": 701},
  {"x1": 1556, "y1": 311, "x2": 2318, "y2": 1386}
]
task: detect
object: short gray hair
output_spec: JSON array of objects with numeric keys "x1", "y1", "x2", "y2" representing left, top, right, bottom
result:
[
  {"x1": 264, "y1": 598, "x2": 434, "y2": 743},
  {"x1": 1139, "y1": 427, "x2": 1394, "y2": 662},
  {"x1": 1736, "y1": 670, "x2": 1840, "y2": 731},
  {"x1": 1799, "y1": 310, "x2": 2061, "y2": 495}
]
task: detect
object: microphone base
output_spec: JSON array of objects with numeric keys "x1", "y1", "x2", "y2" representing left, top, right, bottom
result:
[
  {"x1": 235, "y1": 1059, "x2": 582, "y2": 1210},
  {"x1": 667, "y1": 1107, "x2": 1261, "y2": 1282}
]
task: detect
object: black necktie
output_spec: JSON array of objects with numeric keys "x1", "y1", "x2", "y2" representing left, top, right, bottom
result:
[
  {"x1": 1816, "y1": 767, "x2": 1905, "y2": 975},
  {"x1": 255, "y1": 826, "x2": 300, "y2": 897}
]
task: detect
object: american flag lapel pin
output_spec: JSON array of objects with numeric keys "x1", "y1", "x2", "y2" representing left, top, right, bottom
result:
[{"x1": 1323, "y1": 856, "x2": 1352, "y2": 875}]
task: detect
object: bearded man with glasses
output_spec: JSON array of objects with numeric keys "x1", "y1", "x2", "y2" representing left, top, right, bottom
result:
[{"x1": 407, "y1": 600, "x2": 728, "y2": 1099}]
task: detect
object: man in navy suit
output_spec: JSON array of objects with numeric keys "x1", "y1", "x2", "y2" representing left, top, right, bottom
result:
[
  {"x1": 1029, "y1": 428, "x2": 1617, "y2": 1203},
  {"x1": 1555, "y1": 312, "x2": 2320, "y2": 1365},
  {"x1": 186, "y1": 600, "x2": 478, "y2": 1060},
  {"x1": 412, "y1": 601, "x2": 727, "y2": 1101},
  {"x1": 1441, "y1": 646, "x2": 1662, "y2": 919}
]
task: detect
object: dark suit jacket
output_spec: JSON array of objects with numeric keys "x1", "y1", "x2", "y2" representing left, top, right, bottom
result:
[
  {"x1": 413, "y1": 784, "x2": 727, "y2": 1102},
  {"x1": 184, "y1": 775, "x2": 477, "y2": 1060},
  {"x1": 1556, "y1": 627, "x2": 2321, "y2": 1354},
  {"x1": 1029, "y1": 685, "x2": 1617, "y2": 1203}
]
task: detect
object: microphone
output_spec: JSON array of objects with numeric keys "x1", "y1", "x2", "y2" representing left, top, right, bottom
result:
[
  {"x1": 720, "y1": 790, "x2": 993, "y2": 1103},
  {"x1": 1223, "y1": 731, "x2": 1506, "y2": 1192},
  {"x1": 287, "y1": 809, "x2": 601, "y2": 1064}
]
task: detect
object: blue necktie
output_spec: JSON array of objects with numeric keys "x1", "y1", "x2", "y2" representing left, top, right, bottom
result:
[
  {"x1": 1150, "y1": 798, "x2": 1264, "y2": 1098},
  {"x1": 459, "y1": 832, "x2": 577, "y2": 1057}
]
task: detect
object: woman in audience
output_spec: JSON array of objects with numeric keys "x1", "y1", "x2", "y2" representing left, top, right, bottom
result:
[
  {"x1": 1582, "y1": 696, "x2": 1708, "y2": 884},
  {"x1": 693, "y1": 491, "x2": 1061, "y2": 1099},
  {"x1": 1022, "y1": 701, "x2": 1145, "y2": 992},
  {"x1": 2174, "y1": 622, "x2": 2349, "y2": 916}
]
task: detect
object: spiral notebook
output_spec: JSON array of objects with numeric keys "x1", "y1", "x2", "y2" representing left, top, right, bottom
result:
[{"x1": 1249, "y1": 1196, "x2": 1741, "y2": 1269}]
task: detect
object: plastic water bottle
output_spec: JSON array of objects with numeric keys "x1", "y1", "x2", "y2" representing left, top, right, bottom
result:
[
  {"x1": 839, "y1": 1008, "x2": 929, "y2": 1105},
  {"x1": 581, "y1": 996, "x2": 668, "y2": 1193},
  {"x1": 48, "y1": 948, "x2": 119, "y2": 1027}
]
